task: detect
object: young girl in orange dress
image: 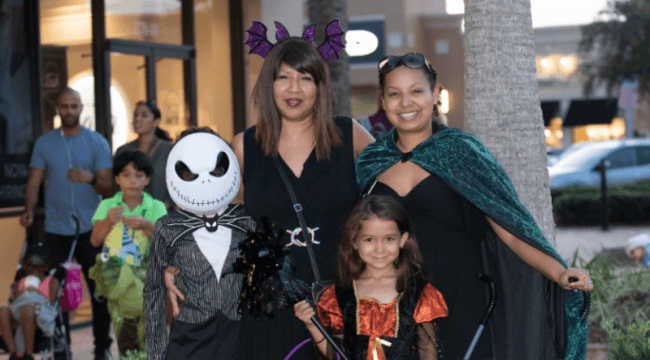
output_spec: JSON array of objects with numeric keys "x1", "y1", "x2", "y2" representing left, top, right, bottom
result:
[{"x1": 294, "y1": 195, "x2": 447, "y2": 360}]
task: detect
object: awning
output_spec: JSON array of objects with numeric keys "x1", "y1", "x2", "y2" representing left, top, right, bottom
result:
[
  {"x1": 563, "y1": 98, "x2": 618, "y2": 126},
  {"x1": 541, "y1": 101, "x2": 560, "y2": 126}
]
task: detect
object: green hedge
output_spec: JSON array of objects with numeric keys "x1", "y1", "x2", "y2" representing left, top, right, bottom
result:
[{"x1": 552, "y1": 180, "x2": 650, "y2": 225}]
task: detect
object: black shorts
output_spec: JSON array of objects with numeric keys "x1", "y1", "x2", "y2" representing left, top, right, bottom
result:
[{"x1": 166, "y1": 312, "x2": 240, "y2": 360}]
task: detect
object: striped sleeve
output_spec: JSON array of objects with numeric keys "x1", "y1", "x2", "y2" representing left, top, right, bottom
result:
[{"x1": 143, "y1": 219, "x2": 170, "y2": 360}]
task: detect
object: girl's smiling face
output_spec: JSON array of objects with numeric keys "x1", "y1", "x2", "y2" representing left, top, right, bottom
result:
[{"x1": 355, "y1": 216, "x2": 408, "y2": 275}]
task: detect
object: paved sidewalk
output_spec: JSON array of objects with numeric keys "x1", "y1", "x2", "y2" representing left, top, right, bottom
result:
[
  {"x1": 0, "y1": 322, "x2": 119, "y2": 360},
  {"x1": 3, "y1": 225, "x2": 647, "y2": 359},
  {"x1": 555, "y1": 225, "x2": 650, "y2": 265}
]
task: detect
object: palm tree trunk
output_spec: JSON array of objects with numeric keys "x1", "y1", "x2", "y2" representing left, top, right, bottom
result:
[
  {"x1": 464, "y1": 0, "x2": 556, "y2": 245},
  {"x1": 307, "y1": 0, "x2": 352, "y2": 117}
]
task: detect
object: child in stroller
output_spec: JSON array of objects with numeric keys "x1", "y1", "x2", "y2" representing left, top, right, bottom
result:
[{"x1": 0, "y1": 243, "x2": 60, "y2": 360}]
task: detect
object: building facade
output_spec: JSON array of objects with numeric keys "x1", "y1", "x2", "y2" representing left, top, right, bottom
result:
[
  {"x1": 4, "y1": 0, "x2": 647, "y2": 305},
  {"x1": 0, "y1": 0, "x2": 255, "y2": 305},
  {"x1": 535, "y1": 25, "x2": 650, "y2": 148}
]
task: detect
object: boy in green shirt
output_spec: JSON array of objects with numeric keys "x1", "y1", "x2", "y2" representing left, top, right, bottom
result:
[{"x1": 89, "y1": 151, "x2": 167, "y2": 357}]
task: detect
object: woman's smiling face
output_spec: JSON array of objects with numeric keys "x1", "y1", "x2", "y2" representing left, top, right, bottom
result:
[
  {"x1": 273, "y1": 62, "x2": 318, "y2": 123},
  {"x1": 381, "y1": 66, "x2": 438, "y2": 134}
]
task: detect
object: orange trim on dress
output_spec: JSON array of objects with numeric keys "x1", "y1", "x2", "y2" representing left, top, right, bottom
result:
[{"x1": 316, "y1": 282, "x2": 448, "y2": 360}]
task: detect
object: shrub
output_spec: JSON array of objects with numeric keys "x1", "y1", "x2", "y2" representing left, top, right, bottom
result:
[
  {"x1": 603, "y1": 320, "x2": 650, "y2": 360},
  {"x1": 575, "y1": 253, "x2": 650, "y2": 350},
  {"x1": 552, "y1": 181, "x2": 650, "y2": 225},
  {"x1": 121, "y1": 349, "x2": 148, "y2": 360},
  {"x1": 551, "y1": 180, "x2": 650, "y2": 200}
]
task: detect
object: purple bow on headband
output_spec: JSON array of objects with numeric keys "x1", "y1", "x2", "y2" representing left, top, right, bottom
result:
[{"x1": 244, "y1": 20, "x2": 345, "y2": 62}]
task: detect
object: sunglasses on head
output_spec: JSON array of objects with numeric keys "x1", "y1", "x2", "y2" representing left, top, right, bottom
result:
[{"x1": 378, "y1": 53, "x2": 431, "y2": 74}]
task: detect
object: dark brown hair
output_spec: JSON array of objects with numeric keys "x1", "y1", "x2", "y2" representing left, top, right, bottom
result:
[
  {"x1": 433, "y1": 83, "x2": 444, "y2": 118},
  {"x1": 174, "y1": 126, "x2": 218, "y2": 141},
  {"x1": 336, "y1": 195, "x2": 426, "y2": 293},
  {"x1": 113, "y1": 150, "x2": 153, "y2": 177},
  {"x1": 252, "y1": 38, "x2": 341, "y2": 161},
  {"x1": 172, "y1": 126, "x2": 222, "y2": 150}
]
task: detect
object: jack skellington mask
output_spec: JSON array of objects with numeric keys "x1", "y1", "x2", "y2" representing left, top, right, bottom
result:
[{"x1": 166, "y1": 133, "x2": 240, "y2": 215}]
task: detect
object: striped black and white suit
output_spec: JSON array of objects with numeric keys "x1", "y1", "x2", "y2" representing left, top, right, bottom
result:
[{"x1": 143, "y1": 204, "x2": 255, "y2": 360}]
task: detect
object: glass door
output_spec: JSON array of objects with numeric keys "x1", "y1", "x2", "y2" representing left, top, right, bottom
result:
[
  {"x1": 101, "y1": 38, "x2": 196, "y2": 151},
  {"x1": 92, "y1": 0, "x2": 197, "y2": 150},
  {"x1": 155, "y1": 58, "x2": 186, "y2": 141}
]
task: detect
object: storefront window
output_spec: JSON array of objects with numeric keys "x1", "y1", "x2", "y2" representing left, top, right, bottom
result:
[
  {"x1": 40, "y1": 0, "x2": 92, "y2": 134},
  {"x1": 156, "y1": 58, "x2": 186, "y2": 141},
  {"x1": 194, "y1": 0, "x2": 234, "y2": 139},
  {"x1": 0, "y1": 0, "x2": 35, "y2": 208},
  {"x1": 67, "y1": 74, "x2": 130, "y2": 153},
  {"x1": 544, "y1": 117, "x2": 563, "y2": 148},
  {"x1": 106, "y1": 0, "x2": 182, "y2": 45},
  {"x1": 105, "y1": 52, "x2": 147, "y2": 151}
]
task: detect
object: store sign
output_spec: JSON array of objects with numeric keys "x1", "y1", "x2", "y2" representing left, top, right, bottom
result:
[
  {"x1": 346, "y1": 30, "x2": 379, "y2": 57},
  {"x1": 0, "y1": 155, "x2": 30, "y2": 207},
  {"x1": 348, "y1": 20, "x2": 385, "y2": 65}
]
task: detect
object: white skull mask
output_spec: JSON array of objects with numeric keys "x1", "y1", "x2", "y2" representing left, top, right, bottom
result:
[{"x1": 166, "y1": 133, "x2": 240, "y2": 214}]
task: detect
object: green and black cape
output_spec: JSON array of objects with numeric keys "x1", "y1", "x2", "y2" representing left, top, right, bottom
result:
[{"x1": 356, "y1": 125, "x2": 587, "y2": 360}]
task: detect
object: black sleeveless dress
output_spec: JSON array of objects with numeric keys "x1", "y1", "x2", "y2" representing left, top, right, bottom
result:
[
  {"x1": 240, "y1": 116, "x2": 358, "y2": 360},
  {"x1": 372, "y1": 174, "x2": 494, "y2": 360}
]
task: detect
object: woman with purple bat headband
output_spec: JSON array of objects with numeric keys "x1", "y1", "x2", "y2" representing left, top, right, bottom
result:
[
  {"x1": 232, "y1": 19, "x2": 374, "y2": 359},
  {"x1": 159, "y1": 19, "x2": 372, "y2": 359}
]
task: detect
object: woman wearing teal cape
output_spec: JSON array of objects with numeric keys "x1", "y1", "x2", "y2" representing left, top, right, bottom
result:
[{"x1": 356, "y1": 53, "x2": 591, "y2": 360}]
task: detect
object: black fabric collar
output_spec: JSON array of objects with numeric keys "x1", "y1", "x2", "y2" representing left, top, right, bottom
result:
[{"x1": 166, "y1": 205, "x2": 251, "y2": 246}]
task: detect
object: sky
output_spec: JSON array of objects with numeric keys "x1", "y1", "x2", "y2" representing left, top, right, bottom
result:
[{"x1": 446, "y1": 0, "x2": 611, "y2": 28}]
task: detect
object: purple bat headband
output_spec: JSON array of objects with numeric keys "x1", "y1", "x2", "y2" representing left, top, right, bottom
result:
[{"x1": 245, "y1": 19, "x2": 345, "y2": 62}]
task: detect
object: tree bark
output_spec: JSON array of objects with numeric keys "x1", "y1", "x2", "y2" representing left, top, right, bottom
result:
[
  {"x1": 464, "y1": 0, "x2": 556, "y2": 245},
  {"x1": 307, "y1": 0, "x2": 352, "y2": 117}
]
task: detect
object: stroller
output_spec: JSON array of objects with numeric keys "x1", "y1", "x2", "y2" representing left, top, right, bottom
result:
[{"x1": 0, "y1": 218, "x2": 80, "y2": 360}]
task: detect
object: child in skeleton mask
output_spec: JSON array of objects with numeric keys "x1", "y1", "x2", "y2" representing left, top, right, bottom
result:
[{"x1": 143, "y1": 127, "x2": 255, "y2": 360}]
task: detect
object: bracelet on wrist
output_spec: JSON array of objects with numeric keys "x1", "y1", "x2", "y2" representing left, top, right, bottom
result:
[{"x1": 313, "y1": 336, "x2": 326, "y2": 344}]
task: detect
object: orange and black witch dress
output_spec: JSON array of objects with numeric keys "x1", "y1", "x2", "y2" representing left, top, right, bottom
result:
[{"x1": 316, "y1": 278, "x2": 447, "y2": 360}]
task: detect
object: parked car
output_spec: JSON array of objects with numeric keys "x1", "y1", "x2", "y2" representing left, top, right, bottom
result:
[
  {"x1": 547, "y1": 142, "x2": 597, "y2": 167},
  {"x1": 548, "y1": 139, "x2": 650, "y2": 189}
]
